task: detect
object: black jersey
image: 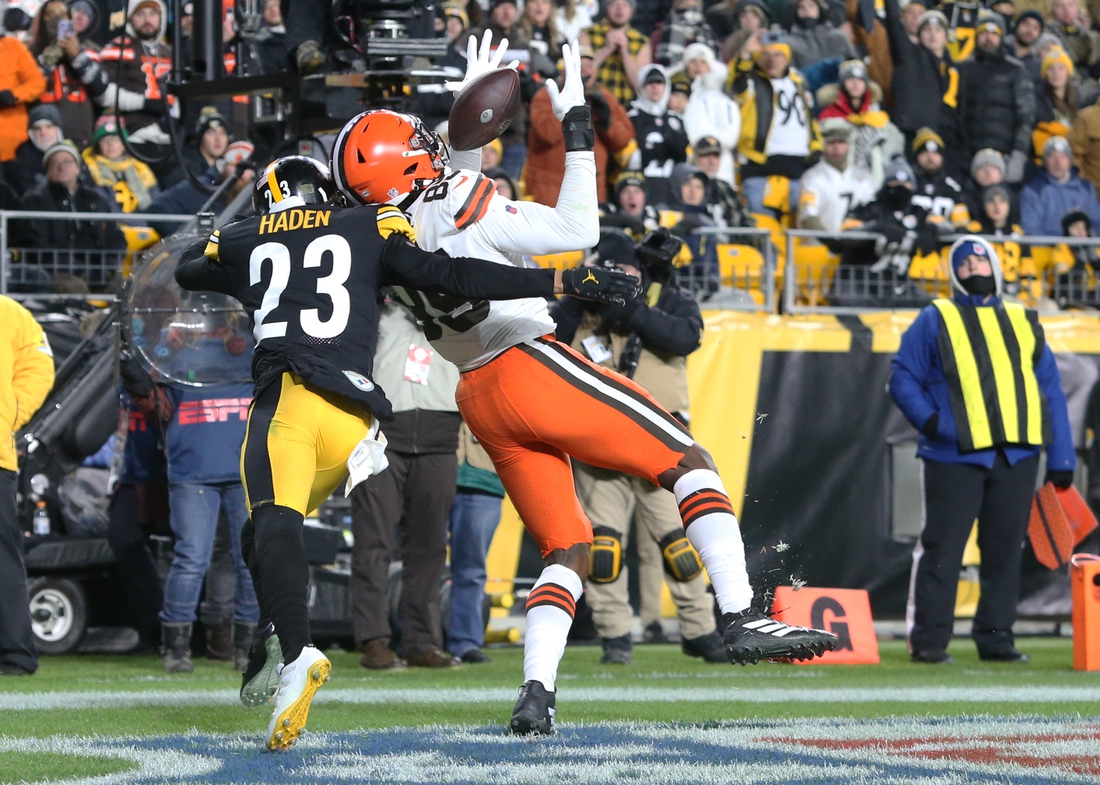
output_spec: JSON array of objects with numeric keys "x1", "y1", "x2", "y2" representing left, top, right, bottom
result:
[{"x1": 175, "y1": 204, "x2": 557, "y2": 420}]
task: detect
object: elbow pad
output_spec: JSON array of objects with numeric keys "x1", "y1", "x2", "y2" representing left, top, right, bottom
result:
[{"x1": 562, "y1": 105, "x2": 595, "y2": 153}]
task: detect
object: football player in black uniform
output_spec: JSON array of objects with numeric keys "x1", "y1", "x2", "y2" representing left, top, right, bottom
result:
[{"x1": 175, "y1": 156, "x2": 638, "y2": 751}]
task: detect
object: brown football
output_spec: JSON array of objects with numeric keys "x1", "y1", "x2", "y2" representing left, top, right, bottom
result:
[{"x1": 448, "y1": 68, "x2": 522, "y2": 151}]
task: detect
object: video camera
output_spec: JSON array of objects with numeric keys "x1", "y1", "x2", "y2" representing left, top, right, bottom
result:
[{"x1": 635, "y1": 228, "x2": 683, "y2": 285}]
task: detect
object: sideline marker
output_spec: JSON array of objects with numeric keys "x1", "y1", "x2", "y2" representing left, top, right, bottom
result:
[
  {"x1": 1071, "y1": 554, "x2": 1100, "y2": 671},
  {"x1": 772, "y1": 586, "x2": 879, "y2": 665}
]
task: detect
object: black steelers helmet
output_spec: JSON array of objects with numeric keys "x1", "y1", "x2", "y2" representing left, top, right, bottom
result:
[{"x1": 253, "y1": 156, "x2": 334, "y2": 214}]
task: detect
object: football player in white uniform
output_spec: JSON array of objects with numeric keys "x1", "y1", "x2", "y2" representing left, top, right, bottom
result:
[{"x1": 332, "y1": 36, "x2": 838, "y2": 736}]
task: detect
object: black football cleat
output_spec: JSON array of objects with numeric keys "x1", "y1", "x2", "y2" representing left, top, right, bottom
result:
[
  {"x1": 240, "y1": 622, "x2": 282, "y2": 708},
  {"x1": 509, "y1": 680, "x2": 556, "y2": 736},
  {"x1": 721, "y1": 610, "x2": 838, "y2": 665}
]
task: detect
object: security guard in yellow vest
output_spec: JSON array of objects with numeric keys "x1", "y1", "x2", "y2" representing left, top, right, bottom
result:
[
  {"x1": 889, "y1": 235, "x2": 1074, "y2": 665},
  {"x1": 550, "y1": 230, "x2": 725, "y2": 665}
]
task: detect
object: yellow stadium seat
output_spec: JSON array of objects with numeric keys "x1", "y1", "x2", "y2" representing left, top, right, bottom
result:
[
  {"x1": 717, "y1": 244, "x2": 766, "y2": 302},
  {"x1": 530, "y1": 251, "x2": 584, "y2": 269},
  {"x1": 790, "y1": 241, "x2": 837, "y2": 305},
  {"x1": 907, "y1": 250, "x2": 951, "y2": 298}
]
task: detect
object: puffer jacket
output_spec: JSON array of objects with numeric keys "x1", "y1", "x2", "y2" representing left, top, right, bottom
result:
[
  {"x1": 955, "y1": 47, "x2": 1035, "y2": 159},
  {"x1": 0, "y1": 296, "x2": 54, "y2": 471},
  {"x1": 882, "y1": 0, "x2": 958, "y2": 137}
]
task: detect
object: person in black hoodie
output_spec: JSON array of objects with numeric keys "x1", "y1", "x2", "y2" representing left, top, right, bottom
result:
[
  {"x1": 628, "y1": 64, "x2": 689, "y2": 205},
  {"x1": 954, "y1": 11, "x2": 1035, "y2": 183},
  {"x1": 883, "y1": 0, "x2": 959, "y2": 151}
]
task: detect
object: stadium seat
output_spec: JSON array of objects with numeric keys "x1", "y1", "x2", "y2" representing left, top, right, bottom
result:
[
  {"x1": 907, "y1": 250, "x2": 950, "y2": 299},
  {"x1": 790, "y1": 241, "x2": 836, "y2": 306},
  {"x1": 530, "y1": 250, "x2": 584, "y2": 269},
  {"x1": 716, "y1": 243, "x2": 766, "y2": 303}
]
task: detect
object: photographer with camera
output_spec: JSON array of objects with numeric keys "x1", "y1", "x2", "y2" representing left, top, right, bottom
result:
[{"x1": 549, "y1": 230, "x2": 724, "y2": 666}]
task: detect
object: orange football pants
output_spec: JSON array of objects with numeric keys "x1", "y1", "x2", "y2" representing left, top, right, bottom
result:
[{"x1": 455, "y1": 337, "x2": 694, "y2": 556}]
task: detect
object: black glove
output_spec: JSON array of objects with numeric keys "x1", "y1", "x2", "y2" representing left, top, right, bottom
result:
[
  {"x1": 878, "y1": 221, "x2": 906, "y2": 246},
  {"x1": 560, "y1": 266, "x2": 641, "y2": 306},
  {"x1": 921, "y1": 413, "x2": 939, "y2": 438},
  {"x1": 588, "y1": 92, "x2": 611, "y2": 132},
  {"x1": 0, "y1": 90, "x2": 16, "y2": 107},
  {"x1": 1046, "y1": 470, "x2": 1075, "y2": 489},
  {"x1": 142, "y1": 97, "x2": 165, "y2": 117}
]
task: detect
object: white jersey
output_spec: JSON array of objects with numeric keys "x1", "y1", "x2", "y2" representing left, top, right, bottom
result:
[
  {"x1": 395, "y1": 151, "x2": 600, "y2": 372},
  {"x1": 797, "y1": 160, "x2": 876, "y2": 234}
]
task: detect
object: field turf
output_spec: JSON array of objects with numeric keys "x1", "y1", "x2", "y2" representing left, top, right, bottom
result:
[{"x1": 0, "y1": 638, "x2": 1096, "y2": 784}]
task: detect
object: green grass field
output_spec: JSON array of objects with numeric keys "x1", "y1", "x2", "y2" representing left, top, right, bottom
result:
[{"x1": 1, "y1": 638, "x2": 1096, "y2": 784}]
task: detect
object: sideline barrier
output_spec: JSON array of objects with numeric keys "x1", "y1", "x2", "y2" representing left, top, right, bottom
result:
[
  {"x1": 0, "y1": 210, "x2": 196, "y2": 297},
  {"x1": 784, "y1": 229, "x2": 1100, "y2": 314}
]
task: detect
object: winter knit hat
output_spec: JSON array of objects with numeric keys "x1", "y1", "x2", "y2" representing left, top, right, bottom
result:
[
  {"x1": 982, "y1": 183, "x2": 1011, "y2": 205},
  {"x1": 92, "y1": 114, "x2": 128, "y2": 144},
  {"x1": 1014, "y1": 9, "x2": 1044, "y2": 32},
  {"x1": 42, "y1": 140, "x2": 81, "y2": 170},
  {"x1": 1042, "y1": 46, "x2": 1075, "y2": 78},
  {"x1": 838, "y1": 59, "x2": 869, "y2": 84},
  {"x1": 595, "y1": 231, "x2": 638, "y2": 269},
  {"x1": 195, "y1": 106, "x2": 227, "y2": 139},
  {"x1": 820, "y1": 117, "x2": 854, "y2": 141},
  {"x1": 1061, "y1": 208, "x2": 1092, "y2": 234},
  {"x1": 970, "y1": 148, "x2": 1006, "y2": 179},
  {"x1": 1043, "y1": 134, "x2": 1072, "y2": 161},
  {"x1": 27, "y1": 104, "x2": 63, "y2": 129},
  {"x1": 950, "y1": 236, "x2": 996, "y2": 274},
  {"x1": 976, "y1": 9, "x2": 1003, "y2": 35},
  {"x1": 734, "y1": 0, "x2": 771, "y2": 26},
  {"x1": 883, "y1": 157, "x2": 916, "y2": 186},
  {"x1": 912, "y1": 127, "x2": 945, "y2": 154},
  {"x1": 614, "y1": 170, "x2": 646, "y2": 196},
  {"x1": 918, "y1": 9, "x2": 948, "y2": 31}
]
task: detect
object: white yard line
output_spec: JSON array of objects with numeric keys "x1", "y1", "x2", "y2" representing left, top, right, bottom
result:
[{"x1": 2, "y1": 685, "x2": 1099, "y2": 710}]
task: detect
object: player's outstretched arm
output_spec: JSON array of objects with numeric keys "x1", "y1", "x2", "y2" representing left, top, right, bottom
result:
[
  {"x1": 478, "y1": 42, "x2": 599, "y2": 256},
  {"x1": 175, "y1": 238, "x2": 235, "y2": 296},
  {"x1": 379, "y1": 234, "x2": 638, "y2": 305}
]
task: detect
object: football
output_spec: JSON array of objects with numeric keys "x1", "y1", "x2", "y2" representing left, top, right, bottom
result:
[{"x1": 448, "y1": 68, "x2": 522, "y2": 151}]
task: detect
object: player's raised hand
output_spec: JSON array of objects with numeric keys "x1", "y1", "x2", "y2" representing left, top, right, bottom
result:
[
  {"x1": 558, "y1": 266, "x2": 641, "y2": 306},
  {"x1": 445, "y1": 29, "x2": 520, "y2": 95},
  {"x1": 545, "y1": 41, "x2": 586, "y2": 122}
]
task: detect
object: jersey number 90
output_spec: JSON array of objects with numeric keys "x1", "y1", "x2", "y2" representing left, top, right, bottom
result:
[{"x1": 250, "y1": 235, "x2": 351, "y2": 343}]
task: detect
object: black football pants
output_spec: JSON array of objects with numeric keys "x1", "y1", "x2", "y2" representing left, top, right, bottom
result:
[{"x1": 909, "y1": 453, "x2": 1038, "y2": 654}]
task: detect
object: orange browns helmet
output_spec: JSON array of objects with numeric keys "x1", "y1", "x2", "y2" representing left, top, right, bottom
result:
[{"x1": 332, "y1": 109, "x2": 447, "y2": 206}]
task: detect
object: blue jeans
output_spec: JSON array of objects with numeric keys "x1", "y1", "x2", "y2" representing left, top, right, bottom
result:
[
  {"x1": 447, "y1": 491, "x2": 502, "y2": 657},
  {"x1": 160, "y1": 483, "x2": 259, "y2": 625},
  {"x1": 741, "y1": 176, "x2": 801, "y2": 221}
]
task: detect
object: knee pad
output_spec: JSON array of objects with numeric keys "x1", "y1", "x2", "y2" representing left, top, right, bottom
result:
[
  {"x1": 659, "y1": 530, "x2": 702, "y2": 582},
  {"x1": 588, "y1": 526, "x2": 623, "y2": 583}
]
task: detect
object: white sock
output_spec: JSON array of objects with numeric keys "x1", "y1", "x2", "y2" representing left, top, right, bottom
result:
[
  {"x1": 674, "y1": 469, "x2": 753, "y2": 615},
  {"x1": 523, "y1": 563, "x2": 583, "y2": 692}
]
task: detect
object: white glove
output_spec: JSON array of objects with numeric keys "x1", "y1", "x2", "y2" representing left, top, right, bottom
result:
[
  {"x1": 344, "y1": 420, "x2": 390, "y2": 496},
  {"x1": 545, "y1": 40, "x2": 586, "y2": 122},
  {"x1": 444, "y1": 29, "x2": 519, "y2": 95}
]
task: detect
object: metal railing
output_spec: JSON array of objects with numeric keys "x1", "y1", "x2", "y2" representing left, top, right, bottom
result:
[
  {"x1": 783, "y1": 230, "x2": 1100, "y2": 314},
  {"x1": 0, "y1": 211, "x2": 197, "y2": 297},
  {"x1": 677, "y1": 226, "x2": 775, "y2": 312}
]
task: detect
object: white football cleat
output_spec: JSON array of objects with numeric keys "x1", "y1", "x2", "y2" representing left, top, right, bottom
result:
[{"x1": 266, "y1": 645, "x2": 331, "y2": 751}]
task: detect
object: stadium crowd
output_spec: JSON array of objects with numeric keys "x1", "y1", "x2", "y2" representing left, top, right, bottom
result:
[
  {"x1": 2, "y1": 0, "x2": 1100, "y2": 302},
  {"x1": 1, "y1": 0, "x2": 1098, "y2": 678}
]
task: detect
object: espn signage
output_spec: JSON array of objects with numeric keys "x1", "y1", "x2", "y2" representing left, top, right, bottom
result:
[
  {"x1": 177, "y1": 398, "x2": 252, "y2": 425},
  {"x1": 772, "y1": 587, "x2": 880, "y2": 665}
]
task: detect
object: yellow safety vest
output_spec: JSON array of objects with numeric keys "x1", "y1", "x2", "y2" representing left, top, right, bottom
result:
[{"x1": 932, "y1": 298, "x2": 1048, "y2": 453}]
